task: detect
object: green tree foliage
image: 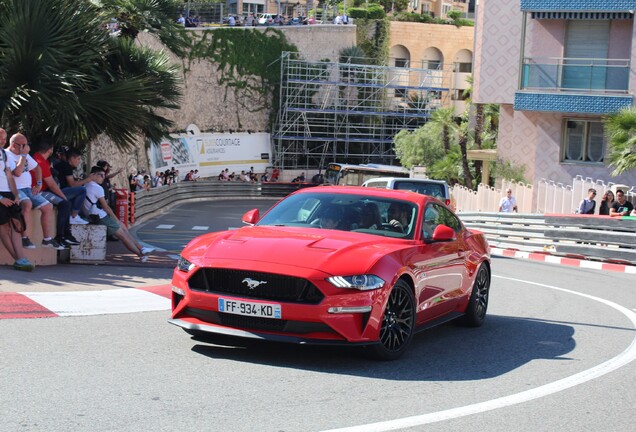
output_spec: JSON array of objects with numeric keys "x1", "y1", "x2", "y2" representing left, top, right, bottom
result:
[
  {"x1": 0, "y1": 0, "x2": 182, "y2": 151},
  {"x1": 98, "y1": 0, "x2": 192, "y2": 57},
  {"x1": 604, "y1": 106, "x2": 636, "y2": 176},
  {"x1": 393, "y1": 122, "x2": 445, "y2": 168}
]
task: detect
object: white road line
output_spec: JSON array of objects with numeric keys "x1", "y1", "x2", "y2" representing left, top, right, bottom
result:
[
  {"x1": 192, "y1": 226, "x2": 209, "y2": 230},
  {"x1": 23, "y1": 289, "x2": 170, "y2": 317},
  {"x1": 156, "y1": 224, "x2": 175, "y2": 229},
  {"x1": 322, "y1": 275, "x2": 636, "y2": 432}
]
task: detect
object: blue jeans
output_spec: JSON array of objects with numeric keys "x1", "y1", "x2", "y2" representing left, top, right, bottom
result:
[{"x1": 61, "y1": 187, "x2": 87, "y2": 213}]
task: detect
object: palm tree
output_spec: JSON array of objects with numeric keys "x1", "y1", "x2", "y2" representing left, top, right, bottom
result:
[
  {"x1": 98, "y1": 0, "x2": 191, "y2": 57},
  {"x1": 0, "y1": 0, "x2": 182, "y2": 151},
  {"x1": 429, "y1": 107, "x2": 455, "y2": 152},
  {"x1": 604, "y1": 107, "x2": 636, "y2": 176}
]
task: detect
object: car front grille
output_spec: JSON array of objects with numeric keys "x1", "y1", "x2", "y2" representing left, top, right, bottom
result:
[{"x1": 187, "y1": 268, "x2": 324, "y2": 304}]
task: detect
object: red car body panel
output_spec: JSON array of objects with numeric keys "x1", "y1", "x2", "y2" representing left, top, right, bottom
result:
[{"x1": 170, "y1": 186, "x2": 490, "y2": 347}]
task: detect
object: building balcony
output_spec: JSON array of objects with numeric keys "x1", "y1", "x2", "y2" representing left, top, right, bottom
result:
[
  {"x1": 520, "y1": 0, "x2": 636, "y2": 12},
  {"x1": 521, "y1": 57, "x2": 630, "y2": 94}
]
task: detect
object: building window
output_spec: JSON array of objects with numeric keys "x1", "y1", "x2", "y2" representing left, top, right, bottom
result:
[{"x1": 562, "y1": 120, "x2": 604, "y2": 163}]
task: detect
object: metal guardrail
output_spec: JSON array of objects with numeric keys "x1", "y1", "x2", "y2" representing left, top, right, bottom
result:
[
  {"x1": 134, "y1": 181, "x2": 262, "y2": 222},
  {"x1": 459, "y1": 212, "x2": 636, "y2": 265}
]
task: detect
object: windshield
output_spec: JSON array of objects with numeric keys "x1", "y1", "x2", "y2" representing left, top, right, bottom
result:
[{"x1": 257, "y1": 192, "x2": 418, "y2": 239}]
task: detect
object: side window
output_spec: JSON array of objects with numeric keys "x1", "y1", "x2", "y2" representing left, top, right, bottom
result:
[
  {"x1": 422, "y1": 204, "x2": 439, "y2": 239},
  {"x1": 435, "y1": 205, "x2": 462, "y2": 233}
]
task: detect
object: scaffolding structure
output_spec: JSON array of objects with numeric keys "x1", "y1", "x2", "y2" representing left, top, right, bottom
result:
[{"x1": 272, "y1": 51, "x2": 450, "y2": 170}]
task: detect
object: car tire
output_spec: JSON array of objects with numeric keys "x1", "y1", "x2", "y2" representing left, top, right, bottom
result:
[
  {"x1": 459, "y1": 263, "x2": 490, "y2": 327},
  {"x1": 367, "y1": 279, "x2": 416, "y2": 361}
]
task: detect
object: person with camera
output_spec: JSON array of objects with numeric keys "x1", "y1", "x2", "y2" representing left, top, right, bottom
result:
[{"x1": 82, "y1": 166, "x2": 153, "y2": 262}]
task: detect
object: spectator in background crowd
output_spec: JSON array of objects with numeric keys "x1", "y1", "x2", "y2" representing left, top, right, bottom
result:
[
  {"x1": 0, "y1": 128, "x2": 34, "y2": 271},
  {"x1": 271, "y1": 167, "x2": 280, "y2": 182},
  {"x1": 52, "y1": 148, "x2": 92, "y2": 225},
  {"x1": 609, "y1": 189, "x2": 634, "y2": 217},
  {"x1": 578, "y1": 188, "x2": 596, "y2": 214},
  {"x1": 177, "y1": 14, "x2": 185, "y2": 25},
  {"x1": 599, "y1": 190, "x2": 615, "y2": 215},
  {"x1": 96, "y1": 159, "x2": 120, "y2": 208},
  {"x1": 7, "y1": 134, "x2": 64, "y2": 250},
  {"x1": 152, "y1": 171, "x2": 161, "y2": 188},
  {"x1": 83, "y1": 166, "x2": 154, "y2": 262},
  {"x1": 32, "y1": 140, "x2": 81, "y2": 247},
  {"x1": 192, "y1": 169, "x2": 200, "y2": 181},
  {"x1": 260, "y1": 171, "x2": 269, "y2": 182},
  {"x1": 498, "y1": 188, "x2": 518, "y2": 213}
]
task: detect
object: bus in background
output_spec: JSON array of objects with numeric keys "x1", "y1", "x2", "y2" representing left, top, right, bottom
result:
[{"x1": 323, "y1": 163, "x2": 410, "y2": 186}]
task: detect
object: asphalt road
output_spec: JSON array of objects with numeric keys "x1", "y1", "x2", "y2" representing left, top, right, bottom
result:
[
  {"x1": 132, "y1": 198, "x2": 279, "y2": 253},
  {"x1": 2, "y1": 200, "x2": 635, "y2": 431}
]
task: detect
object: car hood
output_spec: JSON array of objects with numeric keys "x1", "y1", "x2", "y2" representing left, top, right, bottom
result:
[{"x1": 185, "y1": 226, "x2": 410, "y2": 276}]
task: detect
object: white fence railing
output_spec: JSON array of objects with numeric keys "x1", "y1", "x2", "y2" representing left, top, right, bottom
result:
[{"x1": 452, "y1": 175, "x2": 636, "y2": 214}]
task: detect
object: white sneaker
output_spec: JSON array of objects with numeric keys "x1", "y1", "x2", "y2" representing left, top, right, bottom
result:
[
  {"x1": 139, "y1": 255, "x2": 149, "y2": 263},
  {"x1": 70, "y1": 215, "x2": 89, "y2": 225},
  {"x1": 140, "y1": 247, "x2": 155, "y2": 256}
]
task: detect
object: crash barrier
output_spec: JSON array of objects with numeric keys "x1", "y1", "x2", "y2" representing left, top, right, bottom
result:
[
  {"x1": 459, "y1": 212, "x2": 636, "y2": 265},
  {"x1": 260, "y1": 182, "x2": 319, "y2": 197},
  {"x1": 133, "y1": 180, "x2": 262, "y2": 222},
  {"x1": 0, "y1": 208, "x2": 57, "y2": 266},
  {"x1": 67, "y1": 224, "x2": 107, "y2": 263}
]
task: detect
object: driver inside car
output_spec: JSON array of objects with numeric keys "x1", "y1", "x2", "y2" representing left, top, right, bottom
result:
[{"x1": 315, "y1": 205, "x2": 344, "y2": 229}]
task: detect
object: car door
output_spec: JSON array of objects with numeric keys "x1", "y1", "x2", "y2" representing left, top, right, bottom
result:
[{"x1": 411, "y1": 203, "x2": 468, "y2": 323}]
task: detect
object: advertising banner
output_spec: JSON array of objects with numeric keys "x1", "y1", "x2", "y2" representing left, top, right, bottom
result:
[{"x1": 149, "y1": 132, "x2": 271, "y2": 179}]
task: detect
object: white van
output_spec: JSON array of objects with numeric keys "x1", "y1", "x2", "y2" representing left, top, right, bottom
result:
[{"x1": 362, "y1": 177, "x2": 452, "y2": 207}]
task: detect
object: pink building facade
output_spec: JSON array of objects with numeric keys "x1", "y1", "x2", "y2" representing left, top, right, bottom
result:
[{"x1": 473, "y1": 0, "x2": 636, "y2": 200}]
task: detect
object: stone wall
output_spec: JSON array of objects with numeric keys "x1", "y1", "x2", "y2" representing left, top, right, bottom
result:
[{"x1": 90, "y1": 25, "x2": 356, "y2": 188}]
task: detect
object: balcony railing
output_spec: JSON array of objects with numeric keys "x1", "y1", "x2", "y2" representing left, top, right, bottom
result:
[{"x1": 521, "y1": 57, "x2": 630, "y2": 94}]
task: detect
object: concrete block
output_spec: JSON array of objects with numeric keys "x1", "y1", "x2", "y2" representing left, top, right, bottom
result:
[
  {"x1": 0, "y1": 208, "x2": 57, "y2": 266},
  {"x1": 69, "y1": 224, "x2": 107, "y2": 263}
]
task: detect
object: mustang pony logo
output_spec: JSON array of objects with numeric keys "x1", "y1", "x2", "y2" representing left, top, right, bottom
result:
[{"x1": 242, "y1": 278, "x2": 267, "y2": 289}]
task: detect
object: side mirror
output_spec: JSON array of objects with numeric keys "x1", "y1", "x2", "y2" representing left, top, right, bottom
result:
[
  {"x1": 431, "y1": 224, "x2": 455, "y2": 242},
  {"x1": 242, "y1": 209, "x2": 260, "y2": 225}
]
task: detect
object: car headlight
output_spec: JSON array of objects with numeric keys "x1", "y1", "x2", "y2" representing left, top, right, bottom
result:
[
  {"x1": 177, "y1": 256, "x2": 195, "y2": 272},
  {"x1": 327, "y1": 275, "x2": 385, "y2": 291}
]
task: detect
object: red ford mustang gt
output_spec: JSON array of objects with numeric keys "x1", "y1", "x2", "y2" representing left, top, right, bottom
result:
[{"x1": 170, "y1": 186, "x2": 491, "y2": 360}]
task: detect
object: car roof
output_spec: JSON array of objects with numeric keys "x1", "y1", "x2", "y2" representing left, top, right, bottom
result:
[
  {"x1": 363, "y1": 177, "x2": 448, "y2": 185},
  {"x1": 293, "y1": 185, "x2": 430, "y2": 204}
]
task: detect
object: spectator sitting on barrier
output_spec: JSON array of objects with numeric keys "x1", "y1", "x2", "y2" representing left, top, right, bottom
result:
[
  {"x1": 0, "y1": 129, "x2": 34, "y2": 271},
  {"x1": 498, "y1": 188, "x2": 518, "y2": 213},
  {"x1": 599, "y1": 190, "x2": 615, "y2": 216},
  {"x1": 184, "y1": 170, "x2": 193, "y2": 181},
  {"x1": 32, "y1": 140, "x2": 81, "y2": 247},
  {"x1": 7, "y1": 134, "x2": 65, "y2": 250},
  {"x1": 83, "y1": 166, "x2": 153, "y2": 262},
  {"x1": 260, "y1": 172, "x2": 269, "y2": 182},
  {"x1": 270, "y1": 167, "x2": 280, "y2": 182},
  {"x1": 578, "y1": 188, "x2": 597, "y2": 214},
  {"x1": 53, "y1": 148, "x2": 93, "y2": 226},
  {"x1": 192, "y1": 169, "x2": 200, "y2": 181},
  {"x1": 609, "y1": 189, "x2": 634, "y2": 217}
]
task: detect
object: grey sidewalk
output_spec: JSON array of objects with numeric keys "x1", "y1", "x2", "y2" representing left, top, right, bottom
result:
[{"x1": 1, "y1": 263, "x2": 173, "y2": 293}]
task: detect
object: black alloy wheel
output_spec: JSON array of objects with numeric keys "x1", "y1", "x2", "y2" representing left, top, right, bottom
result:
[
  {"x1": 460, "y1": 263, "x2": 490, "y2": 327},
  {"x1": 368, "y1": 280, "x2": 415, "y2": 361}
]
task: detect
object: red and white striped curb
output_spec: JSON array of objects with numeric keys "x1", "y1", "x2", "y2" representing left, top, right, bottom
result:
[
  {"x1": 0, "y1": 285, "x2": 171, "y2": 320},
  {"x1": 490, "y1": 247, "x2": 636, "y2": 274}
]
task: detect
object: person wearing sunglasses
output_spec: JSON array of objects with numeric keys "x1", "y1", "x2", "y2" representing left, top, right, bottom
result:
[{"x1": 578, "y1": 188, "x2": 597, "y2": 215}]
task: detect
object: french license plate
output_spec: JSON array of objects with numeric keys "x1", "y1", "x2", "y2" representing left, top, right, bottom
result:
[{"x1": 218, "y1": 298, "x2": 282, "y2": 319}]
